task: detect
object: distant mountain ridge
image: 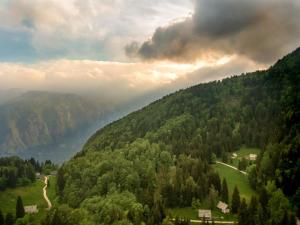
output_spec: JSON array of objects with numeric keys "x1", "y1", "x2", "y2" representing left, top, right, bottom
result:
[{"x1": 0, "y1": 91, "x2": 101, "y2": 155}]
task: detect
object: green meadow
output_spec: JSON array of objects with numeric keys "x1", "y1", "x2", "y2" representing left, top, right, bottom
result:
[
  {"x1": 230, "y1": 147, "x2": 260, "y2": 167},
  {"x1": 213, "y1": 163, "x2": 256, "y2": 202},
  {"x1": 0, "y1": 176, "x2": 57, "y2": 222}
]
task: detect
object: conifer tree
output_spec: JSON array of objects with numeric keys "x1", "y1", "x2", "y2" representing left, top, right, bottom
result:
[
  {"x1": 248, "y1": 196, "x2": 259, "y2": 225},
  {"x1": 51, "y1": 209, "x2": 62, "y2": 225},
  {"x1": 5, "y1": 213, "x2": 14, "y2": 225},
  {"x1": 289, "y1": 213, "x2": 297, "y2": 225},
  {"x1": 56, "y1": 167, "x2": 65, "y2": 198},
  {"x1": 221, "y1": 178, "x2": 229, "y2": 203},
  {"x1": 280, "y1": 210, "x2": 289, "y2": 225},
  {"x1": 16, "y1": 196, "x2": 25, "y2": 219},
  {"x1": 238, "y1": 199, "x2": 248, "y2": 225},
  {"x1": 231, "y1": 186, "x2": 241, "y2": 213},
  {"x1": 0, "y1": 210, "x2": 4, "y2": 225},
  {"x1": 259, "y1": 187, "x2": 268, "y2": 211},
  {"x1": 215, "y1": 173, "x2": 221, "y2": 194}
]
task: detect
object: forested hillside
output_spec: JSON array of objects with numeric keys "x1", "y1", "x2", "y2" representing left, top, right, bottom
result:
[
  {"x1": 0, "y1": 91, "x2": 101, "y2": 155},
  {"x1": 51, "y1": 48, "x2": 300, "y2": 225}
]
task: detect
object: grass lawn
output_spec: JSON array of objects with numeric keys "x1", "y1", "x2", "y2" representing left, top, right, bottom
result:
[
  {"x1": 213, "y1": 163, "x2": 256, "y2": 202},
  {"x1": 169, "y1": 207, "x2": 198, "y2": 220},
  {"x1": 230, "y1": 147, "x2": 260, "y2": 167},
  {"x1": 0, "y1": 175, "x2": 57, "y2": 222}
]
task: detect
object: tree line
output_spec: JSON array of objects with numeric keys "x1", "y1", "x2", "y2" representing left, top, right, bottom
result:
[{"x1": 0, "y1": 156, "x2": 56, "y2": 190}]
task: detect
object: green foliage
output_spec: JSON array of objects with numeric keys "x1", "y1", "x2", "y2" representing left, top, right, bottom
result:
[
  {"x1": 268, "y1": 189, "x2": 290, "y2": 225},
  {"x1": 0, "y1": 157, "x2": 36, "y2": 190},
  {"x1": 0, "y1": 156, "x2": 56, "y2": 191},
  {"x1": 291, "y1": 188, "x2": 300, "y2": 217},
  {"x1": 81, "y1": 191, "x2": 143, "y2": 225},
  {"x1": 56, "y1": 167, "x2": 65, "y2": 199},
  {"x1": 238, "y1": 158, "x2": 248, "y2": 171},
  {"x1": 246, "y1": 165, "x2": 257, "y2": 190},
  {"x1": 42, "y1": 205, "x2": 94, "y2": 225},
  {"x1": 208, "y1": 186, "x2": 218, "y2": 210}
]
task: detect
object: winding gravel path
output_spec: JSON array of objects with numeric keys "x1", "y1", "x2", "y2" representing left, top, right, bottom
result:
[{"x1": 43, "y1": 176, "x2": 52, "y2": 210}]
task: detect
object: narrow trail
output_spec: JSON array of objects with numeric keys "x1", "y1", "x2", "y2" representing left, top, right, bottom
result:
[
  {"x1": 216, "y1": 161, "x2": 247, "y2": 175},
  {"x1": 43, "y1": 176, "x2": 52, "y2": 210}
]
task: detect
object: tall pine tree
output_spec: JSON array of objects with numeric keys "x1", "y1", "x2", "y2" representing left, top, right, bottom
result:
[
  {"x1": 231, "y1": 186, "x2": 241, "y2": 213},
  {"x1": 56, "y1": 167, "x2": 65, "y2": 198},
  {"x1": 221, "y1": 178, "x2": 229, "y2": 203},
  {"x1": 16, "y1": 196, "x2": 25, "y2": 219},
  {"x1": 248, "y1": 196, "x2": 259, "y2": 225},
  {"x1": 238, "y1": 199, "x2": 248, "y2": 225},
  {"x1": 0, "y1": 210, "x2": 4, "y2": 225},
  {"x1": 5, "y1": 213, "x2": 14, "y2": 225}
]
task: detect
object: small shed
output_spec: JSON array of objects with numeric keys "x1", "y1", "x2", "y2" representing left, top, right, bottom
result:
[
  {"x1": 198, "y1": 209, "x2": 212, "y2": 220},
  {"x1": 24, "y1": 205, "x2": 38, "y2": 214},
  {"x1": 232, "y1": 153, "x2": 237, "y2": 159},
  {"x1": 249, "y1": 154, "x2": 257, "y2": 161},
  {"x1": 217, "y1": 201, "x2": 230, "y2": 214}
]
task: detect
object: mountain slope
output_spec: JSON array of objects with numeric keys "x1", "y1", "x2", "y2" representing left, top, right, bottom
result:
[
  {"x1": 0, "y1": 91, "x2": 101, "y2": 155},
  {"x1": 56, "y1": 48, "x2": 300, "y2": 224}
]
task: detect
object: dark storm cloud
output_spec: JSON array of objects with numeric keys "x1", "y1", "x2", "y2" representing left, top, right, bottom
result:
[{"x1": 127, "y1": 0, "x2": 300, "y2": 64}]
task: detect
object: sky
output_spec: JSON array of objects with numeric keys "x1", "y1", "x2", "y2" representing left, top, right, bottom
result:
[{"x1": 0, "y1": 0, "x2": 300, "y2": 103}]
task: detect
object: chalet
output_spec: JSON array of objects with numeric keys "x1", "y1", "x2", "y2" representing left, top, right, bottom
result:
[
  {"x1": 249, "y1": 154, "x2": 257, "y2": 161},
  {"x1": 198, "y1": 209, "x2": 212, "y2": 220},
  {"x1": 217, "y1": 201, "x2": 230, "y2": 214},
  {"x1": 35, "y1": 172, "x2": 42, "y2": 179},
  {"x1": 24, "y1": 205, "x2": 38, "y2": 214}
]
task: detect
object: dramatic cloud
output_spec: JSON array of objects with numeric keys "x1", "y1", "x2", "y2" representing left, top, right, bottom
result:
[
  {"x1": 0, "y1": 59, "x2": 198, "y2": 103},
  {"x1": 0, "y1": 0, "x2": 192, "y2": 62},
  {"x1": 0, "y1": 55, "x2": 265, "y2": 105},
  {"x1": 127, "y1": 0, "x2": 300, "y2": 64},
  {"x1": 0, "y1": 0, "x2": 297, "y2": 107}
]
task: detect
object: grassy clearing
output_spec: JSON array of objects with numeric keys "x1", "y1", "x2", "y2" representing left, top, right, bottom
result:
[
  {"x1": 169, "y1": 207, "x2": 198, "y2": 220},
  {"x1": 0, "y1": 179, "x2": 46, "y2": 214},
  {"x1": 213, "y1": 163, "x2": 255, "y2": 202},
  {"x1": 235, "y1": 147, "x2": 260, "y2": 157},
  {"x1": 230, "y1": 147, "x2": 260, "y2": 167},
  {"x1": 0, "y1": 176, "x2": 57, "y2": 223}
]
